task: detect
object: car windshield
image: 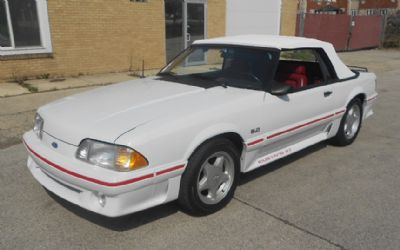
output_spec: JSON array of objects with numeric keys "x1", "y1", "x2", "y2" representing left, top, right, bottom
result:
[{"x1": 158, "y1": 45, "x2": 279, "y2": 90}]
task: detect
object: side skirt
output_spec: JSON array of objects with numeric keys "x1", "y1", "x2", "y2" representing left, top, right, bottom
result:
[{"x1": 244, "y1": 132, "x2": 328, "y2": 173}]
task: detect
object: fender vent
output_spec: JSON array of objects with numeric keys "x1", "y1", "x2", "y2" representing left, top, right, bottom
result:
[{"x1": 326, "y1": 123, "x2": 333, "y2": 133}]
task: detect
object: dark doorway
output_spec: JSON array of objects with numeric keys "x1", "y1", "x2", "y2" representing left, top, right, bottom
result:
[{"x1": 165, "y1": 0, "x2": 206, "y2": 63}]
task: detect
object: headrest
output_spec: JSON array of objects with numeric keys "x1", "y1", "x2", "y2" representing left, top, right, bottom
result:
[
  {"x1": 293, "y1": 65, "x2": 306, "y2": 74},
  {"x1": 279, "y1": 63, "x2": 306, "y2": 75}
]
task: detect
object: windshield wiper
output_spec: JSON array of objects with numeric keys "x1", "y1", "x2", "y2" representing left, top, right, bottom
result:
[
  {"x1": 188, "y1": 74, "x2": 228, "y2": 88},
  {"x1": 215, "y1": 77, "x2": 229, "y2": 88}
]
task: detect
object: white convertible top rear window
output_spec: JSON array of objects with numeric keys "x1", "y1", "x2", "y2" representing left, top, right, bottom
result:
[{"x1": 194, "y1": 35, "x2": 356, "y2": 80}]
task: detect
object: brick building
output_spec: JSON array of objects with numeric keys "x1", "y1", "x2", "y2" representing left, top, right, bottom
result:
[
  {"x1": 357, "y1": 0, "x2": 399, "y2": 15},
  {"x1": 0, "y1": 0, "x2": 298, "y2": 81},
  {"x1": 281, "y1": 0, "x2": 300, "y2": 36},
  {"x1": 359, "y1": 0, "x2": 398, "y2": 9},
  {"x1": 305, "y1": 0, "x2": 349, "y2": 14},
  {"x1": 304, "y1": 0, "x2": 399, "y2": 15}
]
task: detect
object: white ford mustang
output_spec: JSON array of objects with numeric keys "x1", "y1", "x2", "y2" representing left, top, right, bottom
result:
[{"x1": 23, "y1": 35, "x2": 377, "y2": 217}]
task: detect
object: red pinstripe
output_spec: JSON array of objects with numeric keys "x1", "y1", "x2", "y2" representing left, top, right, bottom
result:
[
  {"x1": 247, "y1": 138, "x2": 264, "y2": 146},
  {"x1": 335, "y1": 110, "x2": 346, "y2": 115},
  {"x1": 156, "y1": 165, "x2": 185, "y2": 176},
  {"x1": 266, "y1": 113, "x2": 336, "y2": 140},
  {"x1": 24, "y1": 140, "x2": 184, "y2": 187},
  {"x1": 367, "y1": 95, "x2": 377, "y2": 102}
]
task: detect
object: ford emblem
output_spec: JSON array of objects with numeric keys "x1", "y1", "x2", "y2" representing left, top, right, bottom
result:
[{"x1": 51, "y1": 142, "x2": 58, "y2": 149}]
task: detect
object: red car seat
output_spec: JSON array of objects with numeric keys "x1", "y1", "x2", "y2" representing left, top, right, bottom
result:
[{"x1": 276, "y1": 64, "x2": 308, "y2": 89}]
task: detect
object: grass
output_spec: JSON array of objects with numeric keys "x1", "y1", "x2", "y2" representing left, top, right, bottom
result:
[
  {"x1": 19, "y1": 83, "x2": 38, "y2": 93},
  {"x1": 9, "y1": 74, "x2": 39, "y2": 93},
  {"x1": 10, "y1": 74, "x2": 27, "y2": 85},
  {"x1": 36, "y1": 73, "x2": 50, "y2": 79},
  {"x1": 49, "y1": 78, "x2": 66, "y2": 82}
]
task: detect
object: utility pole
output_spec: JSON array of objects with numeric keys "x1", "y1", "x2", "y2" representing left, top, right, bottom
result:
[
  {"x1": 347, "y1": 0, "x2": 352, "y2": 15},
  {"x1": 298, "y1": 0, "x2": 307, "y2": 37}
]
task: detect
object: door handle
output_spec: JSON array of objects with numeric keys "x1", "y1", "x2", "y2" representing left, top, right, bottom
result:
[{"x1": 324, "y1": 91, "x2": 333, "y2": 97}]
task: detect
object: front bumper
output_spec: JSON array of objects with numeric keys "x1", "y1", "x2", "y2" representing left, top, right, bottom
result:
[{"x1": 23, "y1": 131, "x2": 186, "y2": 217}]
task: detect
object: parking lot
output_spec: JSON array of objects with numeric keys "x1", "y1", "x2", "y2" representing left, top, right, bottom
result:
[{"x1": 1, "y1": 49, "x2": 399, "y2": 249}]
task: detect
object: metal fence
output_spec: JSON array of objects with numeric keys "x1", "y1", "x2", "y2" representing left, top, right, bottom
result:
[
  {"x1": 297, "y1": 14, "x2": 350, "y2": 51},
  {"x1": 296, "y1": 13, "x2": 384, "y2": 51},
  {"x1": 383, "y1": 10, "x2": 400, "y2": 48}
]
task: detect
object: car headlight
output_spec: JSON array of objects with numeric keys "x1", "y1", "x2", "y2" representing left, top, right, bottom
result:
[
  {"x1": 33, "y1": 113, "x2": 44, "y2": 139},
  {"x1": 76, "y1": 139, "x2": 148, "y2": 172}
]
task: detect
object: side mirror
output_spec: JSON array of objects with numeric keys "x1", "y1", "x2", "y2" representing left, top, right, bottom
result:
[{"x1": 270, "y1": 81, "x2": 291, "y2": 96}]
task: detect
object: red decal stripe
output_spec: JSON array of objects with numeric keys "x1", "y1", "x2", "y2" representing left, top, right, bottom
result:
[
  {"x1": 367, "y1": 95, "x2": 377, "y2": 102},
  {"x1": 24, "y1": 140, "x2": 183, "y2": 187},
  {"x1": 156, "y1": 165, "x2": 185, "y2": 176},
  {"x1": 335, "y1": 110, "x2": 346, "y2": 115},
  {"x1": 267, "y1": 114, "x2": 335, "y2": 140},
  {"x1": 247, "y1": 138, "x2": 264, "y2": 146}
]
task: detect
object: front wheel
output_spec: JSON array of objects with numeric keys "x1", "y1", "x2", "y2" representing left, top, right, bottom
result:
[
  {"x1": 331, "y1": 98, "x2": 363, "y2": 146},
  {"x1": 178, "y1": 138, "x2": 240, "y2": 215}
]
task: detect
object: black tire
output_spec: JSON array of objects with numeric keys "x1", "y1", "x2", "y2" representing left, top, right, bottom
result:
[
  {"x1": 178, "y1": 138, "x2": 240, "y2": 215},
  {"x1": 330, "y1": 98, "x2": 363, "y2": 146}
]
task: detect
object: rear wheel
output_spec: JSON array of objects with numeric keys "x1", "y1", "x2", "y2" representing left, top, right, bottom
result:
[
  {"x1": 331, "y1": 98, "x2": 363, "y2": 146},
  {"x1": 178, "y1": 138, "x2": 240, "y2": 215}
]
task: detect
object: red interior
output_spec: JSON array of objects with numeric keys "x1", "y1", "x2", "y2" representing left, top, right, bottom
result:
[{"x1": 276, "y1": 64, "x2": 309, "y2": 89}]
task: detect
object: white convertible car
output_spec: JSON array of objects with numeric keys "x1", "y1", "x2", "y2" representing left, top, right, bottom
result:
[{"x1": 23, "y1": 35, "x2": 377, "y2": 217}]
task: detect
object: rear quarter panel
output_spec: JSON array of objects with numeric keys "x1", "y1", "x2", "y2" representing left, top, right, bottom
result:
[{"x1": 331, "y1": 72, "x2": 377, "y2": 111}]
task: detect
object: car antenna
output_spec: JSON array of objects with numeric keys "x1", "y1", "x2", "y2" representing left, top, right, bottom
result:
[{"x1": 217, "y1": 77, "x2": 228, "y2": 88}]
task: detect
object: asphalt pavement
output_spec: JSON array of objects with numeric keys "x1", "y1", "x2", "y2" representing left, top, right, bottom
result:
[{"x1": 0, "y1": 49, "x2": 399, "y2": 249}]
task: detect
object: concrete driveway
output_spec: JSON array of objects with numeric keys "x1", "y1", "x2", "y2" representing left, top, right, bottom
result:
[{"x1": 1, "y1": 49, "x2": 399, "y2": 249}]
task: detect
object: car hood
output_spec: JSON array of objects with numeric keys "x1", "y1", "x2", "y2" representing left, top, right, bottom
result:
[{"x1": 39, "y1": 78, "x2": 206, "y2": 146}]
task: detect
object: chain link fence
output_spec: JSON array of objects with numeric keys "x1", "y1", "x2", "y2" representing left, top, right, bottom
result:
[{"x1": 383, "y1": 10, "x2": 400, "y2": 48}]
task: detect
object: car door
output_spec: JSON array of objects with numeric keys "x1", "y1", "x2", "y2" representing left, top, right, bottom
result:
[{"x1": 252, "y1": 49, "x2": 339, "y2": 165}]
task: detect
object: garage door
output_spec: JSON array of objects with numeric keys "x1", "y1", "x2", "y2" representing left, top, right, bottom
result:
[{"x1": 226, "y1": 0, "x2": 281, "y2": 36}]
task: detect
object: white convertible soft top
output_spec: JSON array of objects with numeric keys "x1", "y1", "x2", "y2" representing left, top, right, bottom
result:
[{"x1": 194, "y1": 35, "x2": 355, "y2": 80}]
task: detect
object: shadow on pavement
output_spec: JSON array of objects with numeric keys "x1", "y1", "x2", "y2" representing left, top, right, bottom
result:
[
  {"x1": 46, "y1": 189, "x2": 179, "y2": 231},
  {"x1": 45, "y1": 141, "x2": 327, "y2": 231}
]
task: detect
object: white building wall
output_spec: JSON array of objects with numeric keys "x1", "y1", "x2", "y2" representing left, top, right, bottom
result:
[{"x1": 226, "y1": 0, "x2": 282, "y2": 36}]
